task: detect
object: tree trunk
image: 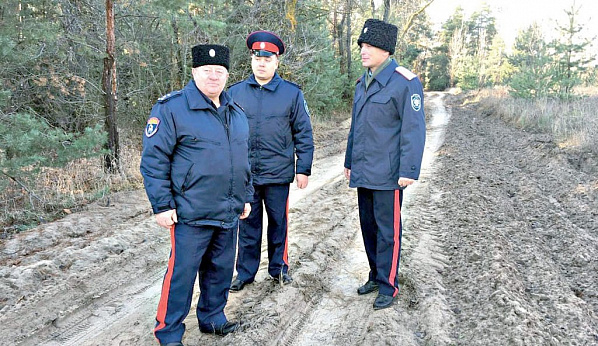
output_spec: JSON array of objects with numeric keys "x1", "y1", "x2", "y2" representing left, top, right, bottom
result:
[
  {"x1": 383, "y1": 0, "x2": 391, "y2": 22},
  {"x1": 338, "y1": 13, "x2": 346, "y2": 74},
  {"x1": 102, "y1": 0, "x2": 120, "y2": 173},
  {"x1": 17, "y1": 0, "x2": 23, "y2": 42},
  {"x1": 346, "y1": 0, "x2": 352, "y2": 86},
  {"x1": 170, "y1": 15, "x2": 183, "y2": 90}
]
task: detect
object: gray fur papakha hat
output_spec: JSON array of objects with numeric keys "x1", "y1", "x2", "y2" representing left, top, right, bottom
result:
[
  {"x1": 357, "y1": 19, "x2": 398, "y2": 55},
  {"x1": 192, "y1": 44, "x2": 230, "y2": 70}
]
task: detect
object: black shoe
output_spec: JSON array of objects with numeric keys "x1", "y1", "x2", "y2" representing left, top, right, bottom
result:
[
  {"x1": 230, "y1": 278, "x2": 252, "y2": 292},
  {"x1": 373, "y1": 294, "x2": 396, "y2": 310},
  {"x1": 357, "y1": 280, "x2": 379, "y2": 295},
  {"x1": 272, "y1": 273, "x2": 293, "y2": 285},
  {"x1": 200, "y1": 321, "x2": 240, "y2": 336},
  {"x1": 160, "y1": 343, "x2": 184, "y2": 346}
]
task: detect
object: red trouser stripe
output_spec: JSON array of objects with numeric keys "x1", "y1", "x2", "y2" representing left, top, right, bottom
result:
[
  {"x1": 154, "y1": 225, "x2": 176, "y2": 336},
  {"x1": 388, "y1": 190, "x2": 401, "y2": 297},
  {"x1": 283, "y1": 196, "x2": 289, "y2": 265}
]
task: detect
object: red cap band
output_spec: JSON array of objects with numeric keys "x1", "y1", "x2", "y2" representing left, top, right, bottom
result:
[{"x1": 251, "y1": 41, "x2": 279, "y2": 54}]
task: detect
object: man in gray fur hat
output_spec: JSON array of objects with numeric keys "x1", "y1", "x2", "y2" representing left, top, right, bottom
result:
[{"x1": 344, "y1": 19, "x2": 426, "y2": 310}]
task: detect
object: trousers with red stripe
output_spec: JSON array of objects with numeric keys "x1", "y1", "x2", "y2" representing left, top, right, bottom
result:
[
  {"x1": 236, "y1": 184, "x2": 290, "y2": 281},
  {"x1": 357, "y1": 188, "x2": 403, "y2": 297},
  {"x1": 154, "y1": 223, "x2": 237, "y2": 344}
]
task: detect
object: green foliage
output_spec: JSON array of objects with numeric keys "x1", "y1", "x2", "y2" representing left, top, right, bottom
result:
[
  {"x1": 427, "y1": 6, "x2": 505, "y2": 91},
  {"x1": 506, "y1": 4, "x2": 596, "y2": 100},
  {"x1": 549, "y1": 2, "x2": 595, "y2": 99},
  {"x1": 0, "y1": 112, "x2": 107, "y2": 176},
  {"x1": 426, "y1": 53, "x2": 450, "y2": 91},
  {"x1": 0, "y1": 0, "x2": 435, "y2": 230},
  {"x1": 507, "y1": 24, "x2": 555, "y2": 98}
]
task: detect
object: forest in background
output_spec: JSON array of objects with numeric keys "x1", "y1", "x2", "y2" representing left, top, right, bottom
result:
[{"x1": 1, "y1": 0, "x2": 596, "y2": 232}]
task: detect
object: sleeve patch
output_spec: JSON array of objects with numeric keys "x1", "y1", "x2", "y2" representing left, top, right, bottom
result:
[
  {"x1": 145, "y1": 117, "x2": 160, "y2": 137},
  {"x1": 303, "y1": 99, "x2": 311, "y2": 117},
  {"x1": 411, "y1": 94, "x2": 422, "y2": 111},
  {"x1": 395, "y1": 66, "x2": 417, "y2": 81}
]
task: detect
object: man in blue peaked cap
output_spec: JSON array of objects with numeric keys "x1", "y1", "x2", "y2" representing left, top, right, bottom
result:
[{"x1": 228, "y1": 30, "x2": 314, "y2": 292}]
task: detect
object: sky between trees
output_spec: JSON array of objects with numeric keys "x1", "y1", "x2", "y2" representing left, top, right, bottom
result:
[{"x1": 426, "y1": 0, "x2": 598, "y2": 54}]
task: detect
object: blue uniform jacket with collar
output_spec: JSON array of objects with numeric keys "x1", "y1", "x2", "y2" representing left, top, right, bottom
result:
[
  {"x1": 344, "y1": 59, "x2": 426, "y2": 190},
  {"x1": 140, "y1": 80, "x2": 254, "y2": 229},
  {"x1": 227, "y1": 72, "x2": 314, "y2": 186}
]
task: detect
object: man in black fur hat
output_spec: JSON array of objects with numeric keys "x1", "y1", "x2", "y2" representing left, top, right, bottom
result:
[
  {"x1": 344, "y1": 19, "x2": 426, "y2": 310},
  {"x1": 141, "y1": 44, "x2": 253, "y2": 345}
]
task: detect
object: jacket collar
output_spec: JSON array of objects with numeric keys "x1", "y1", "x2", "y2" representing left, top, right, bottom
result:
[
  {"x1": 359, "y1": 59, "x2": 398, "y2": 97},
  {"x1": 183, "y1": 80, "x2": 232, "y2": 110},
  {"x1": 371, "y1": 58, "x2": 398, "y2": 88},
  {"x1": 247, "y1": 72, "x2": 282, "y2": 91}
]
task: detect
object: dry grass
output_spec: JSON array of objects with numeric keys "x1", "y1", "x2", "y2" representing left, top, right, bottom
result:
[
  {"x1": 1, "y1": 131, "x2": 144, "y2": 234},
  {"x1": 476, "y1": 87, "x2": 598, "y2": 154}
]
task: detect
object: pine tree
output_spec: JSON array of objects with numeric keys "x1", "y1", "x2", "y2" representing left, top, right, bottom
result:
[
  {"x1": 508, "y1": 24, "x2": 555, "y2": 98},
  {"x1": 550, "y1": 1, "x2": 595, "y2": 99}
]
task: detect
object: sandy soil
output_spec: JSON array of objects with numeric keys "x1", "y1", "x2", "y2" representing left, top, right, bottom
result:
[{"x1": 1, "y1": 93, "x2": 596, "y2": 345}]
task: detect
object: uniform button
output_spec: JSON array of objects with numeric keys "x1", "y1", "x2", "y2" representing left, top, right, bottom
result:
[{"x1": 411, "y1": 165, "x2": 416, "y2": 170}]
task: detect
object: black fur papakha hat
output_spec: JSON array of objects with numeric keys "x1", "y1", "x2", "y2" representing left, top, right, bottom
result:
[
  {"x1": 357, "y1": 19, "x2": 398, "y2": 55},
  {"x1": 192, "y1": 44, "x2": 230, "y2": 70}
]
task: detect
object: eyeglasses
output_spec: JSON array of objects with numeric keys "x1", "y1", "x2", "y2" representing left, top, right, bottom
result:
[{"x1": 199, "y1": 67, "x2": 228, "y2": 78}]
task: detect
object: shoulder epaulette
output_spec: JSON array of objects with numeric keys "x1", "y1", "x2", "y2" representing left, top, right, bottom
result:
[
  {"x1": 356, "y1": 76, "x2": 362, "y2": 85},
  {"x1": 157, "y1": 90, "x2": 183, "y2": 103},
  {"x1": 285, "y1": 80, "x2": 302, "y2": 90},
  {"x1": 227, "y1": 80, "x2": 244, "y2": 90},
  {"x1": 395, "y1": 66, "x2": 417, "y2": 81}
]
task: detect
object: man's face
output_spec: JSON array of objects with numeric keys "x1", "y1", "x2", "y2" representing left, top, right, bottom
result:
[
  {"x1": 251, "y1": 54, "x2": 279, "y2": 82},
  {"x1": 360, "y1": 43, "x2": 390, "y2": 71},
  {"x1": 192, "y1": 65, "x2": 229, "y2": 99}
]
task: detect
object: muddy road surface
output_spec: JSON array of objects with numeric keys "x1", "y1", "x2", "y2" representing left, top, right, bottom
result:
[{"x1": 1, "y1": 93, "x2": 596, "y2": 345}]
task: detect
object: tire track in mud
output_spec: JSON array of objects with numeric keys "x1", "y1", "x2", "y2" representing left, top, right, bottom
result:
[
  {"x1": 189, "y1": 93, "x2": 455, "y2": 346},
  {"x1": 12, "y1": 215, "x2": 170, "y2": 346},
  {"x1": 434, "y1": 97, "x2": 598, "y2": 345},
  {"x1": 3, "y1": 94, "x2": 461, "y2": 345}
]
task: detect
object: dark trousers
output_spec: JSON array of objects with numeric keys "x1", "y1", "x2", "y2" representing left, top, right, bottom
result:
[
  {"x1": 154, "y1": 223, "x2": 237, "y2": 344},
  {"x1": 236, "y1": 184, "x2": 290, "y2": 281},
  {"x1": 357, "y1": 188, "x2": 403, "y2": 297}
]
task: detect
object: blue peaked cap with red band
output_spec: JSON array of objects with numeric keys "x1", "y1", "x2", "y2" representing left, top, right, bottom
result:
[{"x1": 246, "y1": 30, "x2": 285, "y2": 57}]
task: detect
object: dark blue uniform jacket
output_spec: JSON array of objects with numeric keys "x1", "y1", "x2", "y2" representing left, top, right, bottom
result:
[
  {"x1": 344, "y1": 59, "x2": 426, "y2": 190},
  {"x1": 228, "y1": 73, "x2": 314, "y2": 186},
  {"x1": 140, "y1": 80, "x2": 253, "y2": 228}
]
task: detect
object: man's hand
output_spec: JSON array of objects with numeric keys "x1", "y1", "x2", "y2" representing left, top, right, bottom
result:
[
  {"x1": 344, "y1": 168, "x2": 351, "y2": 180},
  {"x1": 240, "y1": 203, "x2": 251, "y2": 219},
  {"x1": 398, "y1": 177, "x2": 415, "y2": 188},
  {"x1": 156, "y1": 209, "x2": 178, "y2": 228},
  {"x1": 296, "y1": 174, "x2": 309, "y2": 189}
]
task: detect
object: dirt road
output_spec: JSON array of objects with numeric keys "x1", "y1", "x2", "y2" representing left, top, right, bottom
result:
[{"x1": 1, "y1": 93, "x2": 596, "y2": 345}]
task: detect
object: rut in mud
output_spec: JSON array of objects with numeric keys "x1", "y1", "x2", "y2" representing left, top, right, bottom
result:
[{"x1": 1, "y1": 93, "x2": 596, "y2": 345}]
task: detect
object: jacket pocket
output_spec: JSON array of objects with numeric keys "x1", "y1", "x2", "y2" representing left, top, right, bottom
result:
[
  {"x1": 181, "y1": 137, "x2": 222, "y2": 146},
  {"x1": 371, "y1": 94, "x2": 391, "y2": 104},
  {"x1": 180, "y1": 163, "x2": 194, "y2": 195}
]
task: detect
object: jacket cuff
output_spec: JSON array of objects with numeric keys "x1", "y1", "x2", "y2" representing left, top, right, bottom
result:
[{"x1": 152, "y1": 200, "x2": 175, "y2": 214}]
